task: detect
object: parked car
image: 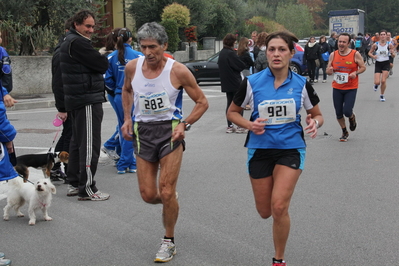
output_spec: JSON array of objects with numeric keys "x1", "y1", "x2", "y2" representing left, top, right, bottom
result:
[
  {"x1": 183, "y1": 43, "x2": 307, "y2": 83},
  {"x1": 183, "y1": 52, "x2": 220, "y2": 83},
  {"x1": 290, "y1": 42, "x2": 307, "y2": 75}
]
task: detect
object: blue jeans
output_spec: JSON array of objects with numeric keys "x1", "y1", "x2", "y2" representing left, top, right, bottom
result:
[{"x1": 315, "y1": 60, "x2": 327, "y2": 80}]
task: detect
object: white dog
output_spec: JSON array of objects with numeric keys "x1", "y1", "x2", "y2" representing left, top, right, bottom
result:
[{"x1": 3, "y1": 177, "x2": 56, "y2": 225}]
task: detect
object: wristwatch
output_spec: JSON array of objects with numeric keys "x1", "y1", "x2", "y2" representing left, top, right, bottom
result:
[{"x1": 181, "y1": 120, "x2": 191, "y2": 131}]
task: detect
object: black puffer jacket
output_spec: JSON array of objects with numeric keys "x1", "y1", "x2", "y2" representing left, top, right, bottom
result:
[{"x1": 60, "y1": 29, "x2": 108, "y2": 111}]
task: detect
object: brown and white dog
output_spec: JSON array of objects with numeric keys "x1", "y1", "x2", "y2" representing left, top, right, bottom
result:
[
  {"x1": 3, "y1": 177, "x2": 56, "y2": 225},
  {"x1": 14, "y1": 151, "x2": 69, "y2": 181}
]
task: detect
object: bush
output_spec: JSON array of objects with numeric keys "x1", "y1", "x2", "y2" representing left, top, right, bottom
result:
[
  {"x1": 161, "y1": 19, "x2": 179, "y2": 53},
  {"x1": 161, "y1": 3, "x2": 190, "y2": 28}
]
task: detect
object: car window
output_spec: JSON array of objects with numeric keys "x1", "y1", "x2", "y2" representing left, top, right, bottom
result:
[{"x1": 209, "y1": 55, "x2": 219, "y2": 63}]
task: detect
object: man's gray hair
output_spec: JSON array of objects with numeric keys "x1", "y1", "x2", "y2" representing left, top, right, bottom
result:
[{"x1": 137, "y1": 22, "x2": 168, "y2": 45}]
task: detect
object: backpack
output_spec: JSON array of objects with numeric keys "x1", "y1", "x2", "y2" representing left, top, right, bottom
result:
[
  {"x1": 255, "y1": 50, "x2": 267, "y2": 71},
  {"x1": 355, "y1": 38, "x2": 362, "y2": 48}
]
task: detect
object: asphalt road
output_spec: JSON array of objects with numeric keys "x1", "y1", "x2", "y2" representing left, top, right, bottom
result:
[{"x1": 1, "y1": 60, "x2": 399, "y2": 266}]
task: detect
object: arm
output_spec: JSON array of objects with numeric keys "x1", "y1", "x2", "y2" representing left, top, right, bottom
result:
[
  {"x1": 368, "y1": 44, "x2": 377, "y2": 59},
  {"x1": 121, "y1": 59, "x2": 137, "y2": 141},
  {"x1": 352, "y1": 51, "x2": 366, "y2": 77},
  {"x1": 172, "y1": 62, "x2": 209, "y2": 141},
  {"x1": 304, "y1": 105, "x2": 323, "y2": 139},
  {"x1": 389, "y1": 43, "x2": 396, "y2": 58},
  {"x1": 226, "y1": 79, "x2": 267, "y2": 135},
  {"x1": 326, "y1": 52, "x2": 335, "y2": 75},
  {"x1": 70, "y1": 38, "x2": 109, "y2": 74}
]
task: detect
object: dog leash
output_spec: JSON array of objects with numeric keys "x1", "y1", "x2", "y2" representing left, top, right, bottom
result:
[
  {"x1": 48, "y1": 126, "x2": 62, "y2": 154},
  {"x1": 17, "y1": 174, "x2": 34, "y2": 185}
]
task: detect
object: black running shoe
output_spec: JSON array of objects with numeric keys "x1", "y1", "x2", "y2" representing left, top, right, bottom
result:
[
  {"x1": 349, "y1": 113, "x2": 357, "y2": 131},
  {"x1": 339, "y1": 132, "x2": 349, "y2": 142}
]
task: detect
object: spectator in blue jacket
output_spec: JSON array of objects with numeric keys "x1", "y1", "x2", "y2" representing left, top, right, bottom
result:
[
  {"x1": 105, "y1": 28, "x2": 143, "y2": 174},
  {"x1": 0, "y1": 32, "x2": 13, "y2": 93},
  {"x1": 0, "y1": 86, "x2": 18, "y2": 182}
]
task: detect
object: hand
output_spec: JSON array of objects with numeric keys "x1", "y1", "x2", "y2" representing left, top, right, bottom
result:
[
  {"x1": 3, "y1": 94, "x2": 17, "y2": 108},
  {"x1": 171, "y1": 123, "x2": 185, "y2": 142},
  {"x1": 251, "y1": 118, "x2": 267, "y2": 135},
  {"x1": 304, "y1": 114, "x2": 318, "y2": 139},
  {"x1": 121, "y1": 120, "x2": 133, "y2": 141},
  {"x1": 57, "y1": 112, "x2": 68, "y2": 121}
]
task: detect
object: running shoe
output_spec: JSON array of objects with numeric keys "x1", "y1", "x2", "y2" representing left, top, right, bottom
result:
[
  {"x1": 272, "y1": 258, "x2": 286, "y2": 266},
  {"x1": 236, "y1": 127, "x2": 248, "y2": 134},
  {"x1": 0, "y1": 253, "x2": 4, "y2": 259},
  {"x1": 339, "y1": 132, "x2": 349, "y2": 142},
  {"x1": 0, "y1": 258, "x2": 11, "y2": 266},
  {"x1": 67, "y1": 185, "x2": 79, "y2": 196},
  {"x1": 117, "y1": 169, "x2": 126, "y2": 174},
  {"x1": 50, "y1": 168, "x2": 66, "y2": 181},
  {"x1": 78, "y1": 191, "x2": 110, "y2": 201},
  {"x1": 154, "y1": 239, "x2": 176, "y2": 262},
  {"x1": 373, "y1": 85, "x2": 379, "y2": 92},
  {"x1": 101, "y1": 146, "x2": 120, "y2": 160},
  {"x1": 380, "y1": 95, "x2": 386, "y2": 102},
  {"x1": 349, "y1": 113, "x2": 357, "y2": 131},
  {"x1": 127, "y1": 167, "x2": 137, "y2": 173},
  {"x1": 226, "y1": 126, "x2": 236, "y2": 133},
  {"x1": 322, "y1": 80, "x2": 327, "y2": 83},
  {"x1": 389, "y1": 68, "x2": 393, "y2": 76},
  {"x1": 314, "y1": 79, "x2": 318, "y2": 83}
]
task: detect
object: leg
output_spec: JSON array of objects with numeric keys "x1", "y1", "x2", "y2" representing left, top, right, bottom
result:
[
  {"x1": 250, "y1": 175, "x2": 273, "y2": 219},
  {"x1": 332, "y1": 89, "x2": 346, "y2": 129},
  {"x1": 42, "y1": 207, "x2": 52, "y2": 221},
  {"x1": 374, "y1": 72, "x2": 381, "y2": 87},
  {"x1": 271, "y1": 165, "x2": 301, "y2": 261},
  {"x1": 225, "y1": 92, "x2": 235, "y2": 127},
  {"x1": 136, "y1": 156, "x2": 162, "y2": 204},
  {"x1": 75, "y1": 104, "x2": 103, "y2": 197},
  {"x1": 380, "y1": 71, "x2": 389, "y2": 95},
  {"x1": 28, "y1": 206, "x2": 36, "y2": 225},
  {"x1": 158, "y1": 145, "x2": 183, "y2": 238},
  {"x1": 342, "y1": 89, "x2": 357, "y2": 118}
]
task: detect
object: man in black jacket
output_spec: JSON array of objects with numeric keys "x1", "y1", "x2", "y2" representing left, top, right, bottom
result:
[
  {"x1": 60, "y1": 10, "x2": 109, "y2": 201},
  {"x1": 50, "y1": 18, "x2": 72, "y2": 182}
]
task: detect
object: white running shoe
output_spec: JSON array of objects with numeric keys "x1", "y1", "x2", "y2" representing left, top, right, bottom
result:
[{"x1": 154, "y1": 239, "x2": 176, "y2": 262}]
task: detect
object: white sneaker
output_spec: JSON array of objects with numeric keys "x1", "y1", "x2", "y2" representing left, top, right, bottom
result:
[
  {"x1": 322, "y1": 80, "x2": 327, "y2": 83},
  {"x1": 236, "y1": 127, "x2": 248, "y2": 134},
  {"x1": 0, "y1": 258, "x2": 11, "y2": 266},
  {"x1": 226, "y1": 126, "x2": 236, "y2": 133},
  {"x1": 314, "y1": 79, "x2": 318, "y2": 83},
  {"x1": 373, "y1": 85, "x2": 379, "y2": 92},
  {"x1": 380, "y1": 95, "x2": 386, "y2": 102},
  {"x1": 101, "y1": 146, "x2": 120, "y2": 160},
  {"x1": 154, "y1": 239, "x2": 176, "y2": 262}
]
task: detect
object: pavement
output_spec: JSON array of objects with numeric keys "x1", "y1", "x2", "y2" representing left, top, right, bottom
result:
[
  {"x1": 8, "y1": 93, "x2": 55, "y2": 111},
  {"x1": 2, "y1": 62, "x2": 399, "y2": 265}
]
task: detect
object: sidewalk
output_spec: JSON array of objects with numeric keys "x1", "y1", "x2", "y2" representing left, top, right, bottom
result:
[{"x1": 8, "y1": 93, "x2": 55, "y2": 111}]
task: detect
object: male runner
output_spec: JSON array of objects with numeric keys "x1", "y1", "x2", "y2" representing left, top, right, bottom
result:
[
  {"x1": 386, "y1": 32, "x2": 397, "y2": 75},
  {"x1": 121, "y1": 22, "x2": 208, "y2": 263},
  {"x1": 368, "y1": 30, "x2": 396, "y2": 102},
  {"x1": 327, "y1": 33, "x2": 366, "y2": 141}
]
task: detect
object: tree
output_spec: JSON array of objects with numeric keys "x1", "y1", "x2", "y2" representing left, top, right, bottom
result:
[
  {"x1": 161, "y1": 19, "x2": 179, "y2": 53},
  {"x1": 161, "y1": 3, "x2": 190, "y2": 28},
  {"x1": 128, "y1": 0, "x2": 173, "y2": 30},
  {"x1": 0, "y1": 0, "x2": 106, "y2": 55},
  {"x1": 276, "y1": 3, "x2": 313, "y2": 38}
]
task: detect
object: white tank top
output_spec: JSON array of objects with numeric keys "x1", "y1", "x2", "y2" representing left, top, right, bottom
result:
[
  {"x1": 376, "y1": 42, "x2": 390, "y2": 62},
  {"x1": 132, "y1": 56, "x2": 184, "y2": 122}
]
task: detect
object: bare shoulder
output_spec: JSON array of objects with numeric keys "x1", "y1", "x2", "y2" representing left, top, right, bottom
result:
[
  {"x1": 170, "y1": 61, "x2": 196, "y2": 88},
  {"x1": 126, "y1": 57, "x2": 139, "y2": 71}
]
